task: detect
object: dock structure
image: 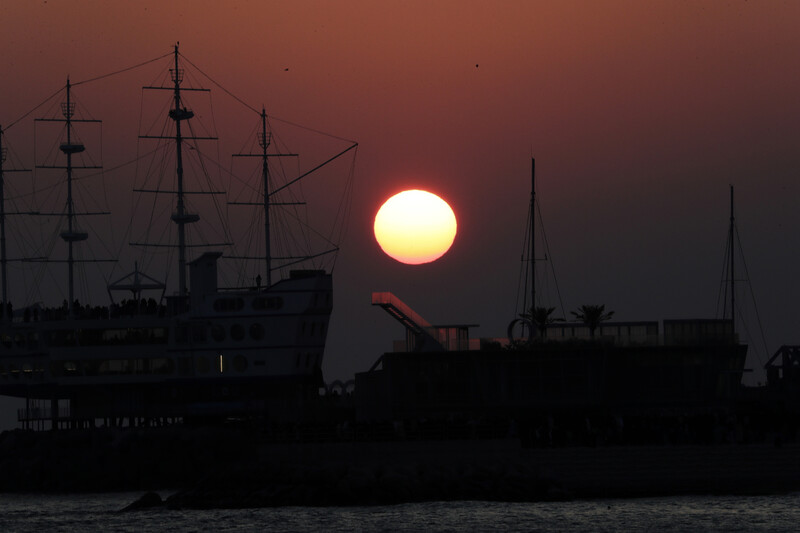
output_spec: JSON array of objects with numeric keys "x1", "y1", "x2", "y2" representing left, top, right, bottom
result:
[{"x1": 371, "y1": 292, "x2": 476, "y2": 352}]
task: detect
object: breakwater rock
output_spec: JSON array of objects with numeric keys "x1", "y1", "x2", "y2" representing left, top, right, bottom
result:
[
  {"x1": 2, "y1": 427, "x2": 800, "y2": 508},
  {"x1": 163, "y1": 460, "x2": 562, "y2": 509}
]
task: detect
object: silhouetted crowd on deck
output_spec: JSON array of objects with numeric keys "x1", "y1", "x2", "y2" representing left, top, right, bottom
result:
[{"x1": 0, "y1": 298, "x2": 167, "y2": 322}]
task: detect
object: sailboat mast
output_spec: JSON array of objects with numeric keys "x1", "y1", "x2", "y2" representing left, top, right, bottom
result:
[
  {"x1": 0, "y1": 126, "x2": 6, "y2": 307},
  {"x1": 530, "y1": 157, "x2": 535, "y2": 314},
  {"x1": 260, "y1": 109, "x2": 272, "y2": 287},
  {"x1": 65, "y1": 81, "x2": 77, "y2": 314},
  {"x1": 173, "y1": 46, "x2": 188, "y2": 297},
  {"x1": 729, "y1": 185, "x2": 736, "y2": 340},
  {"x1": 165, "y1": 44, "x2": 201, "y2": 299},
  {"x1": 56, "y1": 79, "x2": 91, "y2": 317}
]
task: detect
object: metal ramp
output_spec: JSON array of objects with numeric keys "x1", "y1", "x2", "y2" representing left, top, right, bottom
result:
[
  {"x1": 765, "y1": 345, "x2": 800, "y2": 384},
  {"x1": 372, "y1": 292, "x2": 477, "y2": 352},
  {"x1": 371, "y1": 292, "x2": 434, "y2": 335},
  {"x1": 371, "y1": 292, "x2": 443, "y2": 351}
]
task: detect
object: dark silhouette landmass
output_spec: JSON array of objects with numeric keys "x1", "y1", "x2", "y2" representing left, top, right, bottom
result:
[{"x1": 1, "y1": 421, "x2": 799, "y2": 509}]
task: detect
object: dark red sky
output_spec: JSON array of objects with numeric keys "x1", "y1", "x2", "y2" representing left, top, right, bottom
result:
[{"x1": 1, "y1": 0, "x2": 800, "y2": 423}]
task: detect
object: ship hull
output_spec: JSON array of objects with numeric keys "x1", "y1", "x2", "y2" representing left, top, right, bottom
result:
[{"x1": 0, "y1": 272, "x2": 332, "y2": 424}]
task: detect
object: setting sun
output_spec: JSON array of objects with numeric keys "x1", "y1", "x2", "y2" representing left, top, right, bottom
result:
[{"x1": 374, "y1": 190, "x2": 457, "y2": 265}]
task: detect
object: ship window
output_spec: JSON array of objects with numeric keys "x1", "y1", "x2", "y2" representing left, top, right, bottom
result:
[
  {"x1": 196, "y1": 356, "x2": 210, "y2": 374},
  {"x1": 193, "y1": 325, "x2": 207, "y2": 343},
  {"x1": 176, "y1": 326, "x2": 188, "y2": 343},
  {"x1": 0, "y1": 364, "x2": 5, "y2": 377},
  {"x1": 254, "y1": 360, "x2": 265, "y2": 367},
  {"x1": 230, "y1": 324, "x2": 245, "y2": 341},
  {"x1": 250, "y1": 323, "x2": 264, "y2": 340},
  {"x1": 9, "y1": 364, "x2": 18, "y2": 378},
  {"x1": 211, "y1": 325, "x2": 226, "y2": 342},
  {"x1": 310, "y1": 323, "x2": 316, "y2": 336},
  {"x1": 150, "y1": 358, "x2": 174, "y2": 375},
  {"x1": 98, "y1": 359, "x2": 130, "y2": 375},
  {"x1": 233, "y1": 354, "x2": 247, "y2": 372},
  {"x1": 218, "y1": 354, "x2": 225, "y2": 373},
  {"x1": 178, "y1": 357, "x2": 192, "y2": 375},
  {"x1": 213, "y1": 298, "x2": 244, "y2": 312},
  {"x1": 252, "y1": 297, "x2": 283, "y2": 310},
  {"x1": 99, "y1": 327, "x2": 169, "y2": 345}
]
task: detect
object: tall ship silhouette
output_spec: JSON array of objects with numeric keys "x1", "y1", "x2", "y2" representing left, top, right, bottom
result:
[{"x1": 0, "y1": 45, "x2": 357, "y2": 427}]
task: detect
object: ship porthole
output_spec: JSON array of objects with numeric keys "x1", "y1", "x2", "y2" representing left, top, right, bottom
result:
[
  {"x1": 249, "y1": 323, "x2": 264, "y2": 340},
  {"x1": 230, "y1": 324, "x2": 245, "y2": 341},
  {"x1": 233, "y1": 354, "x2": 247, "y2": 372},
  {"x1": 211, "y1": 325, "x2": 226, "y2": 342}
]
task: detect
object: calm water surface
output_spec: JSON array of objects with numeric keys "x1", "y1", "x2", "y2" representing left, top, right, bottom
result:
[{"x1": 0, "y1": 492, "x2": 798, "y2": 532}]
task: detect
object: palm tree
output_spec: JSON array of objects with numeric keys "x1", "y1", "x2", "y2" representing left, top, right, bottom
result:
[
  {"x1": 520, "y1": 306, "x2": 560, "y2": 339},
  {"x1": 571, "y1": 304, "x2": 614, "y2": 338}
]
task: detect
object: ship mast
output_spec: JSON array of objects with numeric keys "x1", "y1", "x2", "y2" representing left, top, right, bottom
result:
[
  {"x1": 168, "y1": 44, "x2": 199, "y2": 298},
  {"x1": 61, "y1": 80, "x2": 90, "y2": 316},
  {"x1": 32, "y1": 79, "x2": 106, "y2": 317},
  {"x1": 136, "y1": 44, "x2": 218, "y2": 304},
  {"x1": 729, "y1": 185, "x2": 736, "y2": 341},
  {"x1": 260, "y1": 109, "x2": 272, "y2": 287},
  {"x1": 0, "y1": 126, "x2": 9, "y2": 310},
  {"x1": 0, "y1": 127, "x2": 32, "y2": 318},
  {"x1": 0, "y1": 127, "x2": 8, "y2": 307},
  {"x1": 230, "y1": 109, "x2": 300, "y2": 288},
  {"x1": 530, "y1": 157, "x2": 535, "y2": 316}
]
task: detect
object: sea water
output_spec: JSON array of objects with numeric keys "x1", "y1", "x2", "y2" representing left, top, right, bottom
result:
[{"x1": 0, "y1": 492, "x2": 798, "y2": 532}]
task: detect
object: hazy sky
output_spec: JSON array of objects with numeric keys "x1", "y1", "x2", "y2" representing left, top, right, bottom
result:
[{"x1": 1, "y1": 1, "x2": 800, "y2": 426}]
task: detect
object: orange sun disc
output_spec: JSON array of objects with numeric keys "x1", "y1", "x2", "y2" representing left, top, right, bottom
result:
[{"x1": 373, "y1": 189, "x2": 457, "y2": 265}]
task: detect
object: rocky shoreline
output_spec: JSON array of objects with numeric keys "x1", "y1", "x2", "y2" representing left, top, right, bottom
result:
[{"x1": 1, "y1": 427, "x2": 798, "y2": 509}]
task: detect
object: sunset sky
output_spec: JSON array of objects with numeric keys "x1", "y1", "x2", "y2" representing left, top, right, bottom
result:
[{"x1": 1, "y1": 1, "x2": 800, "y2": 424}]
